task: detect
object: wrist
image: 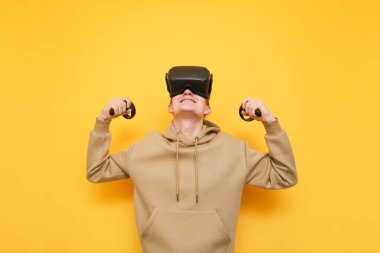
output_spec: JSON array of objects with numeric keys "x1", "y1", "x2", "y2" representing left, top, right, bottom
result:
[
  {"x1": 262, "y1": 117, "x2": 282, "y2": 135},
  {"x1": 263, "y1": 116, "x2": 276, "y2": 124},
  {"x1": 94, "y1": 116, "x2": 111, "y2": 133},
  {"x1": 97, "y1": 114, "x2": 111, "y2": 122}
]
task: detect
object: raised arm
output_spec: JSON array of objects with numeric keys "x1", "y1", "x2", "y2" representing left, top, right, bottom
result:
[
  {"x1": 241, "y1": 98, "x2": 298, "y2": 189},
  {"x1": 86, "y1": 97, "x2": 134, "y2": 183}
]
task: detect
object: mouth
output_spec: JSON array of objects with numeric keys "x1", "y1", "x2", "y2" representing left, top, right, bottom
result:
[{"x1": 180, "y1": 98, "x2": 196, "y2": 103}]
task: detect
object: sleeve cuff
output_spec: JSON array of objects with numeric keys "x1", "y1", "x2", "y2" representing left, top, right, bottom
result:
[
  {"x1": 94, "y1": 117, "x2": 111, "y2": 133},
  {"x1": 262, "y1": 117, "x2": 283, "y2": 136}
]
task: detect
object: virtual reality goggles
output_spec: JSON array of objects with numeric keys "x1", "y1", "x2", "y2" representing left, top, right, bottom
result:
[{"x1": 165, "y1": 66, "x2": 213, "y2": 99}]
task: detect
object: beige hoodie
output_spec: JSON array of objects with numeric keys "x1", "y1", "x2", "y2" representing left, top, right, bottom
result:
[{"x1": 86, "y1": 117, "x2": 297, "y2": 253}]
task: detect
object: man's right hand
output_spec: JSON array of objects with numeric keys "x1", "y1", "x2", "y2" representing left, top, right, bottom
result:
[{"x1": 98, "y1": 97, "x2": 132, "y2": 121}]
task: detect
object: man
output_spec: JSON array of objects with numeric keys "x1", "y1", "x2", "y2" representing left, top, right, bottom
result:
[{"x1": 86, "y1": 66, "x2": 297, "y2": 253}]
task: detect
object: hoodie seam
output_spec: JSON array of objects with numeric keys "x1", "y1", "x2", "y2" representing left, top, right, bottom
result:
[
  {"x1": 244, "y1": 142, "x2": 249, "y2": 181},
  {"x1": 126, "y1": 142, "x2": 136, "y2": 176}
]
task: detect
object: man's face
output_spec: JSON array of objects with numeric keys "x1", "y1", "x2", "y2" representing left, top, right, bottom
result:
[{"x1": 168, "y1": 89, "x2": 211, "y2": 118}]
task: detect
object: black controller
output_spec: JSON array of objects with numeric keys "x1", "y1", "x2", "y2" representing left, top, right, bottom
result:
[
  {"x1": 239, "y1": 105, "x2": 261, "y2": 122},
  {"x1": 109, "y1": 101, "x2": 136, "y2": 119}
]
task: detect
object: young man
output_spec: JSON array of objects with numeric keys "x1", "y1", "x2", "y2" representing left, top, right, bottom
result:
[{"x1": 86, "y1": 66, "x2": 297, "y2": 253}]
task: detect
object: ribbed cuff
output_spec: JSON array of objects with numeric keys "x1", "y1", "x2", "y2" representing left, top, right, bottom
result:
[
  {"x1": 94, "y1": 117, "x2": 111, "y2": 133},
  {"x1": 262, "y1": 117, "x2": 282, "y2": 136}
]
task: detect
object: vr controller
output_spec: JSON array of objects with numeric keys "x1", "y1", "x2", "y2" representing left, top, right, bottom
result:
[
  {"x1": 109, "y1": 101, "x2": 136, "y2": 119},
  {"x1": 239, "y1": 106, "x2": 261, "y2": 121},
  {"x1": 111, "y1": 66, "x2": 260, "y2": 121}
]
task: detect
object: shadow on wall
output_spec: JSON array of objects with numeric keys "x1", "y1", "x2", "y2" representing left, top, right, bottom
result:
[
  {"x1": 92, "y1": 180, "x2": 134, "y2": 203},
  {"x1": 241, "y1": 186, "x2": 288, "y2": 214}
]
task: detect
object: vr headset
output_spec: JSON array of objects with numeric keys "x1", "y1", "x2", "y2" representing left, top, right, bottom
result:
[{"x1": 165, "y1": 66, "x2": 213, "y2": 99}]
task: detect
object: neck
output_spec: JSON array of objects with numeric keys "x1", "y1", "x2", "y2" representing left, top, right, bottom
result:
[{"x1": 172, "y1": 116, "x2": 204, "y2": 139}]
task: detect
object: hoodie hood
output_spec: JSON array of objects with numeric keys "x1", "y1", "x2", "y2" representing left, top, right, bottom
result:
[
  {"x1": 161, "y1": 120, "x2": 220, "y2": 204},
  {"x1": 162, "y1": 120, "x2": 220, "y2": 146}
]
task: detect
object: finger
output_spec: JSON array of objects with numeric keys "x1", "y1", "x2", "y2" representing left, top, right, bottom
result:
[
  {"x1": 242, "y1": 98, "x2": 253, "y2": 110},
  {"x1": 110, "y1": 101, "x2": 120, "y2": 116},
  {"x1": 121, "y1": 97, "x2": 131, "y2": 108},
  {"x1": 247, "y1": 101, "x2": 260, "y2": 117},
  {"x1": 119, "y1": 100, "x2": 127, "y2": 113},
  {"x1": 241, "y1": 99, "x2": 247, "y2": 110},
  {"x1": 118, "y1": 100, "x2": 126, "y2": 114},
  {"x1": 243, "y1": 101, "x2": 252, "y2": 116},
  {"x1": 245, "y1": 100, "x2": 255, "y2": 112},
  {"x1": 249, "y1": 104, "x2": 256, "y2": 117},
  {"x1": 241, "y1": 98, "x2": 248, "y2": 110},
  {"x1": 122, "y1": 97, "x2": 131, "y2": 109},
  {"x1": 123, "y1": 100, "x2": 129, "y2": 110}
]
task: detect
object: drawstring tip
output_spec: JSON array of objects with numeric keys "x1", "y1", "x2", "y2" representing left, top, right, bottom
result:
[
  {"x1": 196, "y1": 195, "x2": 198, "y2": 204},
  {"x1": 177, "y1": 194, "x2": 179, "y2": 202}
]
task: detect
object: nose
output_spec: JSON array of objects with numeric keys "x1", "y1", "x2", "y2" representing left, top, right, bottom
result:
[{"x1": 183, "y1": 89, "x2": 193, "y2": 95}]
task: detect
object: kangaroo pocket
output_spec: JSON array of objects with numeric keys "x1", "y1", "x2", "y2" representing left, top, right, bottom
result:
[{"x1": 141, "y1": 207, "x2": 231, "y2": 253}]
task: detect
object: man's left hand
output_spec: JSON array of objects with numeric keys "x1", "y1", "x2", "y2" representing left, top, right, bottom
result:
[{"x1": 241, "y1": 98, "x2": 276, "y2": 123}]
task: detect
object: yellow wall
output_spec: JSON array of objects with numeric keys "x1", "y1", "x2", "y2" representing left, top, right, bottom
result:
[{"x1": 1, "y1": 0, "x2": 379, "y2": 252}]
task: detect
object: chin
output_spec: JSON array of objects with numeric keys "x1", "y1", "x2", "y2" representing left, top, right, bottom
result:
[{"x1": 175, "y1": 109, "x2": 202, "y2": 116}]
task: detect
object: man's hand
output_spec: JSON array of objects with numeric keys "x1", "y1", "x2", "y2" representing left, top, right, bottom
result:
[
  {"x1": 98, "y1": 97, "x2": 132, "y2": 121},
  {"x1": 241, "y1": 98, "x2": 276, "y2": 123}
]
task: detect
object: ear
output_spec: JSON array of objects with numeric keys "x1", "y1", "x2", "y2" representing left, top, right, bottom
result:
[
  {"x1": 168, "y1": 102, "x2": 174, "y2": 113},
  {"x1": 204, "y1": 106, "x2": 211, "y2": 116}
]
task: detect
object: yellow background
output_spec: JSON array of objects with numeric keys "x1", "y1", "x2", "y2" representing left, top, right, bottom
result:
[{"x1": 1, "y1": 0, "x2": 379, "y2": 252}]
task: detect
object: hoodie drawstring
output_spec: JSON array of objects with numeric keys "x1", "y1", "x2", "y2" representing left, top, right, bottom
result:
[
  {"x1": 176, "y1": 132, "x2": 180, "y2": 202},
  {"x1": 194, "y1": 137, "x2": 199, "y2": 204},
  {"x1": 175, "y1": 133, "x2": 200, "y2": 204}
]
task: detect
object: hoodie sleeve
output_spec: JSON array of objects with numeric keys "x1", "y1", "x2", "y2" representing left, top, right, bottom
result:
[
  {"x1": 86, "y1": 117, "x2": 133, "y2": 183},
  {"x1": 245, "y1": 118, "x2": 298, "y2": 189}
]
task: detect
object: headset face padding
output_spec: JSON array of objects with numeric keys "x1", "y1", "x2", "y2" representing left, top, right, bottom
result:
[{"x1": 165, "y1": 66, "x2": 213, "y2": 99}]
